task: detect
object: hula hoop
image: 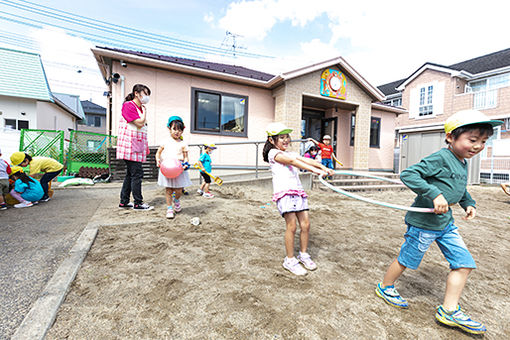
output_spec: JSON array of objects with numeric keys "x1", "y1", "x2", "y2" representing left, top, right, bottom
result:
[{"x1": 318, "y1": 170, "x2": 435, "y2": 213}]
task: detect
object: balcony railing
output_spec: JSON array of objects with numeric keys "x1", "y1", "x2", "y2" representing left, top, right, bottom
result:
[{"x1": 473, "y1": 89, "x2": 497, "y2": 109}]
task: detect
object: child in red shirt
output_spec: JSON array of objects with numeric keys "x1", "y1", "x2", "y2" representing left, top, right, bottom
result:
[{"x1": 309, "y1": 135, "x2": 335, "y2": 169}]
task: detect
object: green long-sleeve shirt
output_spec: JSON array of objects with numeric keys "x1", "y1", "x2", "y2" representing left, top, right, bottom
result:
[{"x1": 400, "y1": 148, "x2": 476, "y2": 231}]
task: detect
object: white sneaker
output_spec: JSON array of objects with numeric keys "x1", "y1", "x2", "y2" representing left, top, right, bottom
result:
[
  {"x1": 166, "y1": 208, "x2": 174, "y2": 219},
  {"x1": 203, "y1": 192, "x2": 214, "y2": 198},
  {"x1": 197, "y1": 189, "x2": 204, "y2": 195},
  {"x1": 297, "y1": 252, "x2": 317, "y2": 270},
  {"x1": 282, "y1": 257, "x2": 307, "y2": 276},
  {"x1": 14, "y1": 201, "x2": 33, "y2": 208}
]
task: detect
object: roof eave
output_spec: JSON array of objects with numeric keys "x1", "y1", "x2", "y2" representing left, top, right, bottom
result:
[
  {"x1": 396, "y1": 64, "x2": 460, "y2": 91},
  {"x1": 51, "y1": 95, "x2": 83, "y2": 119},
  {"x1": 371, "y1": 102, "x2": 408, "y2": 115},
  {"x1": 91, "y1": 47, "x2": 272, "y2": 88}
]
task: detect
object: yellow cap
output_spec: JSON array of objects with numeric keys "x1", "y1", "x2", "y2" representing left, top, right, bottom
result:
[
  {"x1": 204, "y1": 143, "x2": 217, "y2": 149},
  {"x1": 10, "y1": 152, "x2": 25, "y2": 166},
  {"x1": 10, "y1": 165, "x2": 24, "y2": 175},
  {"x1": 444, "y1": 110, "x2": 503, "y2": 134},
  {"x1": 266, "y1": 122, "x2": 293, "y2": 136}
]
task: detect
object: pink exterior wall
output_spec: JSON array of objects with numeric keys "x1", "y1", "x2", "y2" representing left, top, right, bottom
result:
[
  {"x1": 369, "y1": 109, "x2": 397, "y2": 170},
  {"x1": 110, "y1": 61, "x2": 275, "y2": 166},
  {"x1": 399, "y1": 69, "x2": 510, "y2": 129}
]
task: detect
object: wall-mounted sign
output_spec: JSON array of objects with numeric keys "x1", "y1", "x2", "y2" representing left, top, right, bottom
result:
[{"x1": 320, "y1": 68, "x2": 347, "y2": 99}]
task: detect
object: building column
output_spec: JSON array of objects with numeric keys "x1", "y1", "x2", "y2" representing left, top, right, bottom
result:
[{"x1": 352, "y1": 103, "x2": 370, "y2": 170}]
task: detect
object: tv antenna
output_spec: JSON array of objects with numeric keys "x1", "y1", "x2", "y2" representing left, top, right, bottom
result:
[{"x1": 221, "y1": 31, "x2": 246, "y2": 57}]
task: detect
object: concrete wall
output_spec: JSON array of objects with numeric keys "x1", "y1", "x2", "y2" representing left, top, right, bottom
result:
[
  {"x1": 36, "y1": 101, "x2": 77, "y2": 140},
  {"x1": 0, "y1": 95, "x2": 37, "y2": 130}
]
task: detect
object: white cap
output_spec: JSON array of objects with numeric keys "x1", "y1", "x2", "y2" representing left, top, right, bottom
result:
[
  {"x1": 323, "y1": 135, "x2": 331, "y2": 140},
  {"x1": 266, "y1": 122, "x2": 293, "y2": 136}
]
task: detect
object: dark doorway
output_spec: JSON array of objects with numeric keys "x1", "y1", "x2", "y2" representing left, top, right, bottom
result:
[
  {"x1": 322, "y1": 117, "x2": 338, "y2": 155},
  {"x1": 301, "y1": 109, "x2": 324, "y2": 141}
]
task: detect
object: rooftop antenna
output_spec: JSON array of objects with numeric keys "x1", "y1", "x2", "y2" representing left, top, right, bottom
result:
[{"x1": 221, "y1": 31, "x2": 246, "y2": 58}]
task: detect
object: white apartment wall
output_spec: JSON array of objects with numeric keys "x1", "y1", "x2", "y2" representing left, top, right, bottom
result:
[
  {"x1": 0, "y1": 95, "x2": 37, "y2": 130},
  {"x1": 36, "y1": 101, "x2": 77, "y2": 140}
]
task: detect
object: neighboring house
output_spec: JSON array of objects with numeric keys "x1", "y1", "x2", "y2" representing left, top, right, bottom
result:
[
  {"x1": 378, "y1": 48, "x2": 510, "y2": 183},
  {"x1": 92, "y1": 46, "x2": 406, "y2": 171},
  {"x1": 79, "y1": 100, "x2": 107, "y2": 134},
  {"x1": 0, "y1": 47, "x2": 82, "y2": 160}
]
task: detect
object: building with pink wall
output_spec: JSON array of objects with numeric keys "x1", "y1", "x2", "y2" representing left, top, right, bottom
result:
[
  {"x1": 378, "y1": 48, "x2": 510, "y2": 183},
  {"x1": 92, "y1": 47, "x2": 405, "y2": 172}
]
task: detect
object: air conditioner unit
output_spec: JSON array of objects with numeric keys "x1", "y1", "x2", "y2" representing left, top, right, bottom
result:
[{"x1": 465, "y1": 85, "x2": 473, "y2": 93}]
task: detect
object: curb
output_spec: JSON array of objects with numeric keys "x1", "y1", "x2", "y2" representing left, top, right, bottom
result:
[
  {"x1": 11, "y1": 218, "x2": 163, "y2": 340},
  {"x1": 11, "y1": 222, "x2": 99, "y2": 340}
]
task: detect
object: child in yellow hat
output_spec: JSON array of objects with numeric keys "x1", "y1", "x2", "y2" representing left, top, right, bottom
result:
[
  {"x1": 10, "y1": 152, "x2": 63, "y2": 202},
  {"x1": 375, "y1": 110, "x2": 503, "y2": 334}
]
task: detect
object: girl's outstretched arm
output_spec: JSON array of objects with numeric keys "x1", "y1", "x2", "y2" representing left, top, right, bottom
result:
[
  {"x1": 297, "y1": 155, "x2": 335, "y2": 176},
  {"x1": 155, "y1": 146, "x2": 164, "y2": 167},
  {"x1": 274, "y1": 152, "x2": 328, "y2": 176}
]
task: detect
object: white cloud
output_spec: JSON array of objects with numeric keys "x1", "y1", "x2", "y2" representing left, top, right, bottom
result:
[
  {"x1": 216, "y1": 0, "x2": 510, "y2": 86},
  {"x1": 203, "y1": 12, "x2": 214, "y2": 24},
  {"x1": 31, "y1": 28, "x2": 107, "y2": 106}
]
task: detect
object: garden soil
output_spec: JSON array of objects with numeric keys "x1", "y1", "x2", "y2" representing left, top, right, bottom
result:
[{"x1": 46, "y1": 184, "x2": 510, "y2": 339}]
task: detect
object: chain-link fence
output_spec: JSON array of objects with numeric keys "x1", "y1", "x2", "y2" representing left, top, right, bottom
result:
[
  {"x1": 19, "y1": 129, "x2": 65, "y2": 164},
  {"x1": 67, "y1": 131, "x2": 117, "y2": 174}
]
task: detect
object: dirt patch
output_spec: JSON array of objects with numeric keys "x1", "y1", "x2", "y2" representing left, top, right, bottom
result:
[{"x1": 46, "y1": 184, "x2": 510, "y2": 339}]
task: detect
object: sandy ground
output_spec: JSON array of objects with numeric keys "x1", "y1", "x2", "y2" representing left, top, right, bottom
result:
[{"x1": 46, "y1": 184, "x2": 510, "y2": 339}]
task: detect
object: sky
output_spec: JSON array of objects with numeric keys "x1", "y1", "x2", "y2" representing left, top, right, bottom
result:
[{"x1": 2, "y1": 0, "x2": 510, "y2": 108}]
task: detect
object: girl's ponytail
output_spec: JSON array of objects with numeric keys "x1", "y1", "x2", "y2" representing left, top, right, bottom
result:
[
  {"x1": 262, "y1": 137, "x2": 277, "y2": 163},
  {"x1": 124, "y1": 84, "x2": 151, "y2": 102}
]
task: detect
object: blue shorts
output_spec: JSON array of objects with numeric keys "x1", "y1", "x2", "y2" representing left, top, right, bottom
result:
[
  {"x1": 321, "y1": 158, "x2": 334, "y2": 169},
  {"x1": 397, "y1": 223, "x2": 476, "y2": 270}
]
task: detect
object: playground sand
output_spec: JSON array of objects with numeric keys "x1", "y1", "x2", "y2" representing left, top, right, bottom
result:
[{"x1": 46, "y1": 184, "x2": 510, "y2": 339}]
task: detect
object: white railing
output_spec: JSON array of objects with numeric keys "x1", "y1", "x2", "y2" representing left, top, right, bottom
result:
[{"x1": 473, "y1": 89, "x2": 497, "y2": 109}]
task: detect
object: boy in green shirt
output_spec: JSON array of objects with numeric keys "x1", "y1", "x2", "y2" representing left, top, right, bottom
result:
[{"x1": 375, "y1": 110, "x2": 503, "y2": 335}]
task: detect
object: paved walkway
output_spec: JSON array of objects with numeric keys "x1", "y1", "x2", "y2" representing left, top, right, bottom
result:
[{"x1": 0, "y1": 186, "x2": 119, "y2": 340}]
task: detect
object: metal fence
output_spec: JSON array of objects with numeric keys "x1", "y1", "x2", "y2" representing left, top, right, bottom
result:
[
  {"x1": 67, "y1": 130, "x2": 117, "y2": 174},
  {"x1": 19, "y1": 129, "x2": 65, "y2": 164},
  {"x1": 188, "y1": 139, "x2": 308, "y2": 178},
  {"x1": 480, "y1": 156, "x2": 510, "y2": 184}
]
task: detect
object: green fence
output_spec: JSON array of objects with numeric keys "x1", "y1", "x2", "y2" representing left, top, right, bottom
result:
[
  {"x1": 67, "y1": 130, "x2": 117, "y2": 174},
  {"x1": 19, "y1": 129, "x2": 65, "y2": 164}
]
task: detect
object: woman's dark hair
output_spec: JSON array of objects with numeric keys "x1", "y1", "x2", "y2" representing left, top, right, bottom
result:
[
  {"x1": 445, "y1": 123, "x2": 494, "y2": 144},
  {"x1": 262, "y1": 136, "x2": 279, "y2": 163},
  {"x1": 169, "y1": 119, "x2": 185, "y2": 131},
  {"x1": 11, "y1": 171, "x2": 35, "y2": 185},
  {"x1": 307, "y1": 146, "x2": 318, "y2": 153},
  {"x1": 124, "y1": 84, "x2": 151, "y2": 102}
]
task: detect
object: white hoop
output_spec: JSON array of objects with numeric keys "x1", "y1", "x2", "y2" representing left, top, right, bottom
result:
[{"x1": 318, "y1": 171, "x2": 435, "y2": 213}]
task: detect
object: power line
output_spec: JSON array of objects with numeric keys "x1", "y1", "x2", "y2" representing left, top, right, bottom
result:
[
  {"x1": 1, "y1": 0, "x2": 273, "y2": 59},
  {"x1": 0, "y1": 12, "x2": 207, "y2": 60}
]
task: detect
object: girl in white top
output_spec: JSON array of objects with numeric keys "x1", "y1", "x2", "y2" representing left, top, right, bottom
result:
[
  {"x1": 262, "y1": 122, "x2": 334, "y2": 276},
  {"x1": 156, "y1": 116, "x2": 192, "y2": 219}
]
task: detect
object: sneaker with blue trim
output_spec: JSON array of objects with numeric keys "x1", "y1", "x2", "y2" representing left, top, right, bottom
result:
[
  {"x1": 435, "y1": 305, "x2": 486, "y2": 334},
  {"x1": 375, "y1": 282, "x2": 408, "y2": 308}
]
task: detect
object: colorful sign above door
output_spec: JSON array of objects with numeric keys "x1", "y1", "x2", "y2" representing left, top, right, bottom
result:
[{"x1": 320, "y1": 68, "x2": 346, "y2": 99}]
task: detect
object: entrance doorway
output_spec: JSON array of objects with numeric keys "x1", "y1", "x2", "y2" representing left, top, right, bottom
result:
[
  {"x1": 301, "y1": 109, "x2": 338, "y2": 156},
  {"x1": 322, "y1": 117, "x2": 338, "y2": 155}
]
